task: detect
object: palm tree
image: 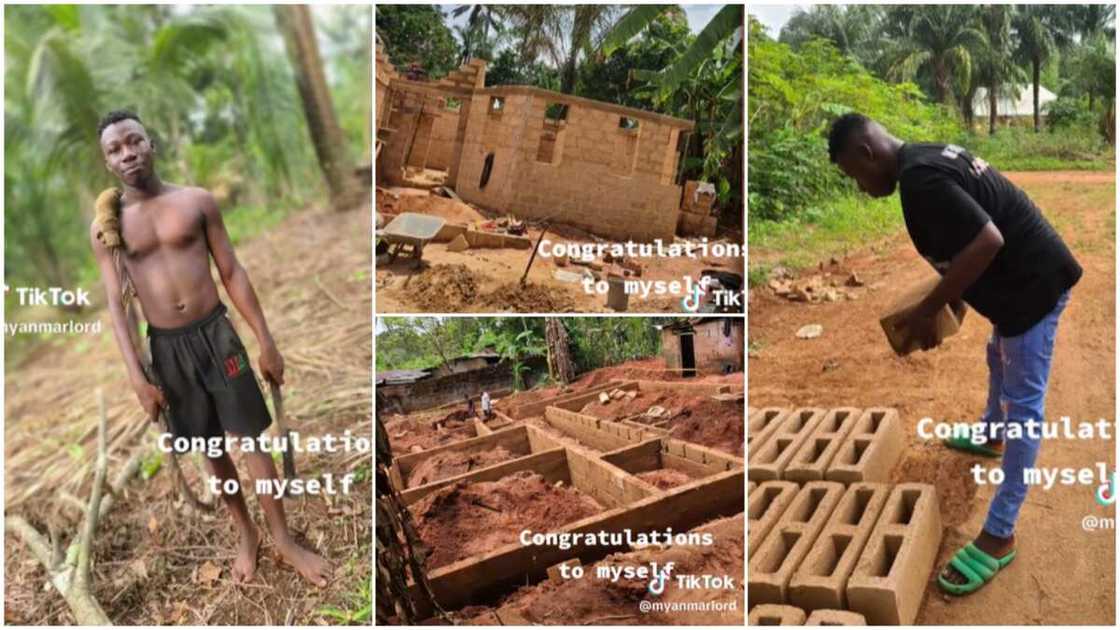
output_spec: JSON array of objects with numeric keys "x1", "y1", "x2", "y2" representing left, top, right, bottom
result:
[
  {"x1": 598, "y1": 5, "x2": 743, "y2": 215},
  {"x1": 5, "y1": 5, "x2": 337, "y2": 292},
  {"x1": 451, "y1": 4, "x2": 504, "y2": 64},
  {"x1": 1070, "y1": 4, "x2": 1115, "y2": 41},
  {"x1": 1014, "y1": 5, "x2": 1072, "y2": 132},
  {"x1": 975, "y1": 5, "x2": 1025, "y2": 135},
  {"x1": 504, "y1": 5, "x2": 622, "y2": 94},
  {"x1": 881, "y1": 6, "x2": 984, "y2": 106},
  {"x1": 779, "y1": 5, "x2": 884, "y2": 67},
  {"x1": 274, "y1": 5, "x2": 361, "y2": 208}
]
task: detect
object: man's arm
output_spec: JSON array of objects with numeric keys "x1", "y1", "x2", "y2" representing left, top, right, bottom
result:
[
  {"x1": 915, "y1": 221, "x2": 1004, "y2": 317},
  {"x1": 199, "y1": 191, "x2": 284, "y2": 385},
  {"x1": 898, "y1": 178, "x2": 1002, "y2": 349},
  {"x1": 90, "y1": 222, "x2": 166, "y2": 420}
]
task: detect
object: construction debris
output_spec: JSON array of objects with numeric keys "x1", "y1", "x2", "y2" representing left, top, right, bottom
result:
[
  {"x1": 447, "y1": 234, "x2": 470, "y2": 252},
  {"x1": 796, "y1": 324, "x2": 824, "y2": 339}
]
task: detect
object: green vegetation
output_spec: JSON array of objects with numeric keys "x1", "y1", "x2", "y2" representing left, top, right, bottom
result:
[
  {"x1": 750, "y1": 5, "x2": 1115, "y2": 273},
  {"x1": 5, "y1": 5, "x2": 370, "y2": 314},
  {"x1": 317, "y1": 575, "x2": 371, "y2": 624},
  {"x1": 376, "y1": 317, "x2": 671, "y2": 379},
  {"x1": 375, "y1": 5, "x2": 743, "y2": 227}
]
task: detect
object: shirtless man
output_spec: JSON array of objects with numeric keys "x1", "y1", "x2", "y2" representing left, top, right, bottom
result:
[{"x1": 90, "y1": 110, "x2": 328, "y2": 586}]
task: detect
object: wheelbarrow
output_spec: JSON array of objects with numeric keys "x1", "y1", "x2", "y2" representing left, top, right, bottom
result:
[{"x1": 379, "y1": 212, "x2": 447, "y2": 269}]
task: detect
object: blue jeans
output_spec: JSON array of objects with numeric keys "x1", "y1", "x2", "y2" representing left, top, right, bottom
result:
[{"x1": 980, "y1": 291, "x2": 1070, "y2": 538}]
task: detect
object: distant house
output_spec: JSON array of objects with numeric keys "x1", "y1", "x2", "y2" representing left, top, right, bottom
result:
[
  {"x1": 973, "y1": 84, "x2": 1057, "y2": 121},
  {"x1": 376, "y1": 350, "x2": 509, "y2": 413},
  {"x1": 657, "y1": 318, "x2": 744, "y2": 376},
  {"x1": 376, "y1": 350, "x2": 544, "y2": 413}
]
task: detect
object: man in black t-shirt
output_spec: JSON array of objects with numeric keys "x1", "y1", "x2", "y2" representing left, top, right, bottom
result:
[{"x1": 827, "y1": 113, "x2": 1081, "y2": 596}]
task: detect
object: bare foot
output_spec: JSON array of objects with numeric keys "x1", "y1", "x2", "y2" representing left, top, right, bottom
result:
[
  {"x1": 232, "y1": 527, "x2": 261, "y2": 584},
  {"x1": 275, "y1": 539, "x2": 330, "y2": 586}
]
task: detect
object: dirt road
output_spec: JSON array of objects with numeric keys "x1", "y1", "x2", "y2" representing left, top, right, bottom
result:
[{"x1": 749, "y1": 171, "x2": 1116, "y2": 624}]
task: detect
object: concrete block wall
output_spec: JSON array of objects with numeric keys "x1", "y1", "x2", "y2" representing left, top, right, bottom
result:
[
  {"x1": 454, "y1": 88, "x2": 691, "y2": 242},
  {"x1": 376, "y1": 50, "x2": 695, "y2": 241},
  {"x1": 454, "y1": 91, "x2": 533, "y2": 212},
  {"x1": 375, "y1": 46, "x2": 396, "y2": 132}
]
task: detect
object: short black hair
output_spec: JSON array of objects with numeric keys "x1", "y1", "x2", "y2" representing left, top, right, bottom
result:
[
  {"x1": 97, "y1": 110, "x2": 142, "y2": 140},
  {"x1": 827, "y1": 112, "x2": 871, "y2": 163}
]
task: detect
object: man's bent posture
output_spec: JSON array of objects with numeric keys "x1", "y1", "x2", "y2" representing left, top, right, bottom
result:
[
  {"x1": 828, "y1": 113, "x2": 1081, "y2": 596},
  {"x1": 90, "y1": 110, "x2": 328, "y2": 586}
]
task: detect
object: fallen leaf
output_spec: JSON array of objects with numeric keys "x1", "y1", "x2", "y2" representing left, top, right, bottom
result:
[
  {"x1": 130, "y1": 558, "x2": 149, "y2": 580},
  {"x1": 147, "y1": 515, "x2": 159, "y2": 535},
  {"x1": 196, "y1": 561, "x2": 221, "y2": 585}
]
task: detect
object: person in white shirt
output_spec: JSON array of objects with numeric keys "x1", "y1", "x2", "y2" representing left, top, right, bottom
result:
[{"x1": 480, "y1": 391, "x2": 492, "y2": 420}]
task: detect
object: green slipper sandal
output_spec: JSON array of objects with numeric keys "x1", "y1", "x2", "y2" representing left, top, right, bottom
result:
[
  {"x1": 943, "y1": 435, "x2": 1003, "y2": 458},
  {"x1": 937, "y1": 543, "x2": 1016, "y2": 595}
]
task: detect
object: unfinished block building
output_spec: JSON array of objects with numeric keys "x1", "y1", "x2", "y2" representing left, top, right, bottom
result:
[{"x1": 376, "y1": 47, "x2": 698, "y2": 242}]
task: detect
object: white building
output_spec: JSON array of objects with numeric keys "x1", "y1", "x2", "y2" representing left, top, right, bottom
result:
[{"x1": 973, "y1": 84, "x2": 1057, "y2": 119}]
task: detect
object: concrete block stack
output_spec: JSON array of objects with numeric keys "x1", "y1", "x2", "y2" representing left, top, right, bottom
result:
[{"x1": 748, "y1": 407, "x2": 940, "y2": 625}]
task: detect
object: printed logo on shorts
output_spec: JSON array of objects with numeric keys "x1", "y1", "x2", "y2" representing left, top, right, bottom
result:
[{"x1": 225, "y1": 353, "x2": 249, "y2": 378}]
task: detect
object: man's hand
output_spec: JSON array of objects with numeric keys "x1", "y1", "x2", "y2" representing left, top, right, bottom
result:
[
  {"x1": 134, "y1": 382, "x2": 167, "y2": 422},
  {"x1": 259, "y1": 344, "x2": 285, "y2": 386},
  {"x1": 898, "y1": 306, "x2": 940, "y2": 352},
  {"x1": 950, "y1": 298, "x2": 968, "y2": 324}
]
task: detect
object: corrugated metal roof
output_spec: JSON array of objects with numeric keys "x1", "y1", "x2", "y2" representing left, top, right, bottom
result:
[{"x1": 375, "y1": 368, "x2": 432, "y2": 385}]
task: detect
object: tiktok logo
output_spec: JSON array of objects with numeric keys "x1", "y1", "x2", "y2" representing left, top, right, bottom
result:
[
  {"x1": 1095, "y1": 472, "x2": 1118, "y2": 506},
  {"x1": 681, "y1": 284, "x2": 703, "y2": 312}
]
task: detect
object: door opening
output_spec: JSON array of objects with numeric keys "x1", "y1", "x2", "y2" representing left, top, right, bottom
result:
[{"x1": 680, "y1": 333, "x2": 696, "y2": 378}]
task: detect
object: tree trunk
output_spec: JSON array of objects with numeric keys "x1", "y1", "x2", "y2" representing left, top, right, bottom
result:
[
  {"x1": 560, "y1": 51, "x2": 578, "y2": 94},
  {"x1": 962, "y1": 90, "x2": 975, "y2": 131},
  {"x1": 545, "y1": 318, "x2": 574, "y2": 385},
  {"x1": 273, "y1": 5, "x2": 360, "y2": 209},
  {"x1": 989, "y1": 82, "x2": 998, "y2": 136},
  {"x1": 1032, "y1": 58, "x2": 1042, "y2": 133},
  {"x1": 933, "y1": 60, "x2": 950, "y2": 104}
]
